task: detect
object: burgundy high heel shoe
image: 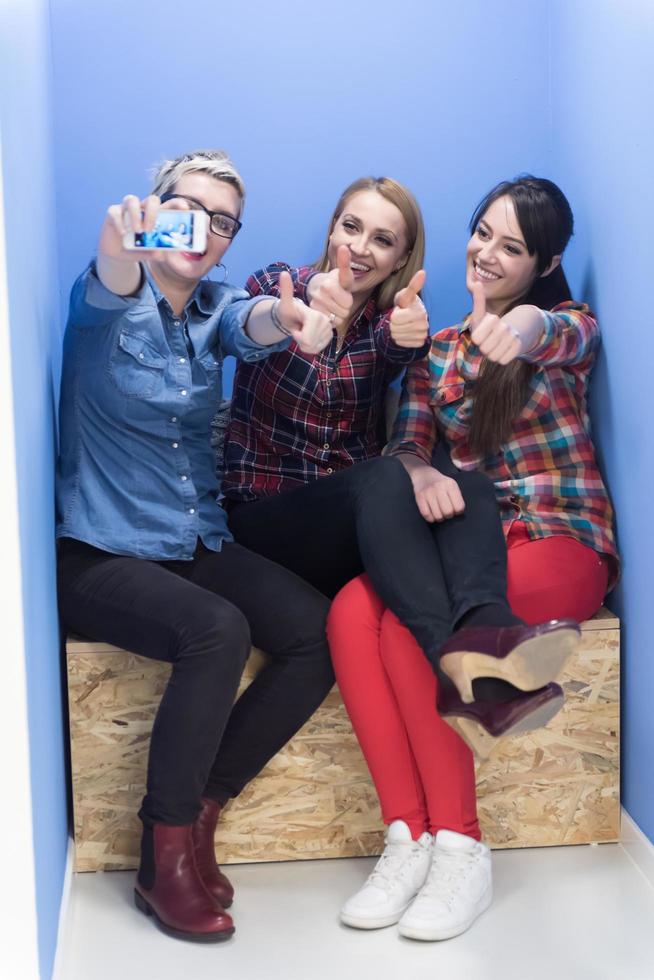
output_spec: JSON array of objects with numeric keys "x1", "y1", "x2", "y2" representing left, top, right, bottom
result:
[
  {"x1": 436, "y1": 672, "x2": 565, "y2": 758},
  {"x1": 438, "y1": 620, "x2": 580, "y2": 704}
]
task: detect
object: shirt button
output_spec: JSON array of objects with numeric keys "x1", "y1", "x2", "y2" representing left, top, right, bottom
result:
[
  {"x1": 171, "y1": 416, "x2": 178, "y2": 423},
  {"x1": 179, "y1": 357, "x2": 186, "y2": 364},
  {"x1": 138, "y1": 353, "x2": 144, "y2": 359},
  {"x1": 326, "y1": 380, "x2": 332, "y2": 387},
  {"x1": 326, "y1": 468, "x2": 333, "y2": 474},
  {"x1": 172, "y1": 442, "x2": 179, "y2": 449},
  {"x1": 189, "y1": 508, "x2": 196, "y2": 515},
  {"x1": 181, "y1": 390, "x2": 188, "y2": 396},
  {"x1": 181, "y1": 475, "x2": 188, "y2": 482},
  {"x1": 173, "y1": 319, "x2": 181, "y2": 326},
  {"x1": 323, "y1": 443, "x2": 330, "y2": 450}
]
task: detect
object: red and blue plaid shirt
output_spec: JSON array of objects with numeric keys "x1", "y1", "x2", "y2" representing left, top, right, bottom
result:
[
  {"x1": 386, "y1": 302, "x2": 619, "y2": 586},
  {"x1": 222, "y1": 263, "x2": 430, "y2": 501}
]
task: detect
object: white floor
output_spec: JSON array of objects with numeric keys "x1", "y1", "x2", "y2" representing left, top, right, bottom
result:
[{"x1": 57, "y1": 834, "x2": 654, "y2": 980}]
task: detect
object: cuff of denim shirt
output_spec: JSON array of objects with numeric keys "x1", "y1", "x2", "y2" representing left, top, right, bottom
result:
[
  {"x1": 224, "y1": 294, "x2": 291, "y2": 362},
  {"x1": 83, "y1": 261, "x2": 148, "y2": 311}
]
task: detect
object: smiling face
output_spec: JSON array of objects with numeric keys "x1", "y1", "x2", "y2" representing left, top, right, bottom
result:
[
  {"x1": 466, "y1": 195, "x2": 540, "y2": 316},
  {"x1": 327, "y1": 189, "x2": 410, "y2": 304},
  {"x1": 147, "y1": 171, "x2": 242, "y2": 290}
]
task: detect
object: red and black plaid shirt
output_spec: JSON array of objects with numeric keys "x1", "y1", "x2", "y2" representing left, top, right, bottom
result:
[{"x1": 222, "y1": 263, "x2": 430, "y2": 502}]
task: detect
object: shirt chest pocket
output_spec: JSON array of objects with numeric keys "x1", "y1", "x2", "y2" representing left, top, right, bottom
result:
[
  {"x1": 430, "y1": 382, "x2": 471, "y2": 427},
  {"x1": 108, "y1": 331, "x2": 168, "y2": 398},
  {"x1": 199, "y1": 351, "x2": 223, "y2": 401}
]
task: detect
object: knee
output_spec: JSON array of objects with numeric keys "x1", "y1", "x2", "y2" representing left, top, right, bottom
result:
[
  {"x1": 454, "y1": 470, "x2": 495, "y2": 500},
  {"x1": 176, "y1": 599, "x2": 251, "y2": 670},
  {"x1": 455, "y1": 468, "x2": 496, "y2": 504},
  {"x1": 357, "y1": 455, "x2": 412, "y2": 499}
]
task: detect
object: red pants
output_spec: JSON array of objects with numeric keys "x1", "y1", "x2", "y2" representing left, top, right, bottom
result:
[
  {"x1": 328, "y1": 530, "x2": 609, "y2": 841},
  {"x1": 505, "y1": 522, "x2": 609, "y2": 624}
]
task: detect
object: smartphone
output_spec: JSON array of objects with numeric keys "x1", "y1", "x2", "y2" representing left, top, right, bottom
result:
[{"x1": 123, "y1": 209, "x2": 208, "y2": 252}]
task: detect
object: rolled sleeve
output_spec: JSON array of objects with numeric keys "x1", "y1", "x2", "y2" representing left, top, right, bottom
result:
[
  {"x1": 69, "y1": 262, "x2": 148, "y2": 328},
  {"x1": 219, "y1": 294, "x2": 290, "y2": 362},
  {"x1": 521, "y1": 303, "x2": 599, "y2": 367},
  {"x1": 375, "y1": 312, "x2": 431, "y2": 364},
  {"x1": 384, "y1": 358, "x2": 438, "y2": 463}
]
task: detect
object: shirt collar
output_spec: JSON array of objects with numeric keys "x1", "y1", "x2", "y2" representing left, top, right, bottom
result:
[
  {"x1": 144, "y1": 266, "x2": 214, "y2": 318},
  {"x1": 459, "y1": 313, "x2": 473, "y2": 334}
]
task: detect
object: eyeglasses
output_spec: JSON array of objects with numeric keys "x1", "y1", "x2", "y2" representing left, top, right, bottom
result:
[{"x1": 159, "y1": 192, "x2": 242, "y2": 240}]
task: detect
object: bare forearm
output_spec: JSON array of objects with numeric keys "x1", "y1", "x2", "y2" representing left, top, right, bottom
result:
[
  {"x1": 503, "y1": 304, "x2": 545, "y2": 353},
  {"x1": 396, "y1": 452, "x2": 436, "y2": 477},
  {"x1": 96, "y1": 254, "x2": 142, "y2": 297},
  {"x1": 244, "y1": 299, "x2": 288, "y2": 346}
]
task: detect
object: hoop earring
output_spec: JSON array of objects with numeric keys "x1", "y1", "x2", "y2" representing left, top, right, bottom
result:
[{"x1": 214, "y1": 263, "x2": 227, "y2": 284}]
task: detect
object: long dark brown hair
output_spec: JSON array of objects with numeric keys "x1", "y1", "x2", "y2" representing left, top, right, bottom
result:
[{"x1": 467, "y1": 176, "x2": 574, "y2": 458}]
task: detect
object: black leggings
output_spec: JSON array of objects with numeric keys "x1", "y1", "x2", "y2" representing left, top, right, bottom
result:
[
  {"x1": 58, "y1": 538, "x2": 333, "y2": 825},
  {"x1": 227, "y1": 454, "x2": 513, "y2": 667}
]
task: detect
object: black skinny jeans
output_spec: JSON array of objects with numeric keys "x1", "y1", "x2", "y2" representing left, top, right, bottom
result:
[
  {"x1": 58, "y1": 538, "x2": 333, "y2": 826},
  {"x1": 227, "y1": 454, "x2": 512, "y2": 668}
]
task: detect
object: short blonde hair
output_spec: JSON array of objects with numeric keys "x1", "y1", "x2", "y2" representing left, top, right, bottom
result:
[
  {"x1": 314, "y1": 177, "x2": 426, "y2": 311},
  {"x1": 151, "y1": 149, "x2": 245, "y2": 215}
]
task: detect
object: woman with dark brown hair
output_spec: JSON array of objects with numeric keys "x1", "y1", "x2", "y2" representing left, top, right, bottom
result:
[{"x1": 328, "y1": 175, "x2": 618, "y2": 942}]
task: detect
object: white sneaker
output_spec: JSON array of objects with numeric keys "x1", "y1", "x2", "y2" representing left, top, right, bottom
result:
[
  {"x1": 340, "y1": 821, "x2": 432, "y2": 929},
  {"x1": 398, "y1": 829, "x2": 492, "y2": 941}
]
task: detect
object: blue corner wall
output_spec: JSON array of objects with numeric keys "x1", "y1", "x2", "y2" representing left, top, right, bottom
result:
[
  {"x1": 550, "y1": 0, "x2": 654, "y2": 840},
  {"x1": 49, "y1": 0, "x2": 552, "y2": 393},
  {"x1": 1, "y1": 1, "x2": 68, "y2": 977},
  {"x1": 3, "y1": 0, "x2": 653, "y2": 974}
]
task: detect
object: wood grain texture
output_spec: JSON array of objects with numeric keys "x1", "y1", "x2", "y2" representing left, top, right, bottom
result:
[{"x1": 67, "y1": 611, "x2": 619, "y2": 871}]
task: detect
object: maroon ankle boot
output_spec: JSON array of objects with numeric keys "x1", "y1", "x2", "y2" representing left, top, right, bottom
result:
[
  {"x1": 192, "y1": 798, "x2": 235, "y2": 909},
  {"x1": 134, "y1": 823, "x2": 234, "y2": 942}
]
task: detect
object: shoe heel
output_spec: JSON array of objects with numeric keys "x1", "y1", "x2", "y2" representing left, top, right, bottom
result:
[
  {"x1": 439, "y1": 654, "x2": 475, "y2": 704},
  {"x1": 441, "y1": 626, "x2": 580, "y2": 697},
  {"x1": 442, "y1": 715, "x2": 496, "y2": 759},
  {"x1": 134, "y1": 888, "x2": 152, "y2": 917}
]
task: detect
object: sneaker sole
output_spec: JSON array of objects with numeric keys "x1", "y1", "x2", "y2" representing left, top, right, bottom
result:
[
  {"x1": 398, "y1": 885, "x2": 492, "y2": 941},
  {"x1": 340, "y1": 906, "x2": 410, "y2": 930}
]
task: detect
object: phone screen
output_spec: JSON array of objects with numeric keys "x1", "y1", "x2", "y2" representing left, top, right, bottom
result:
[{"x1": 133, "y1": 212, "x2": 196, "y2": 249}]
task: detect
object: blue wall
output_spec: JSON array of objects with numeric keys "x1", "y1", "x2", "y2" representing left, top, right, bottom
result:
[
  {"x1": 50, "y1": 0, "x2": 551, "y2": 393},
  {"x1": 1, "y1": 0, "x2": 68, "y2": 976},
  {"x1": 6, "y1": 1, "x2": 650, "y2": 971},
  {"x1": 550, "y1": 0, "x2": 654, "y2": 840}
]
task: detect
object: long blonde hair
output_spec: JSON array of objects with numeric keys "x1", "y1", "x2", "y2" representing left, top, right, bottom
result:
[{"x1": 313, "y1": 177, "x2": 425, "y2": 311}]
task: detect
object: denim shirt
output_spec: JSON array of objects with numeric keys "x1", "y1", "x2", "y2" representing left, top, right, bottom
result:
[{"x1": 56, "y1": 264, "x2": 287, "y2": 559}]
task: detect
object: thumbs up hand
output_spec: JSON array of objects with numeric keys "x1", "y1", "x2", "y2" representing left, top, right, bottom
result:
[
  {"x1": 277, "y1": 271, "x2": 333, "y2": 354},
  {"x1": 469, "y1": 282, "x2": 522, "y2": 364},
  {"x1": 306, "y1": 245, "x2": 355, "y2": 326},
  {"x1": 390, "y1": 270, "x2": 429, "y2": 348}
]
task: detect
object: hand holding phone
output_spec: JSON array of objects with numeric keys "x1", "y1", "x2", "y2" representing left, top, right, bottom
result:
[{"x1": 123, "y1": 208, "x2": 208, "y2": 253}]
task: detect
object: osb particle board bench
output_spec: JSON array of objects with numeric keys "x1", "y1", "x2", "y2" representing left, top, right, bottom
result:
[{"x1": 66, "y1": 608, "x2": 619, "y2": 872}]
